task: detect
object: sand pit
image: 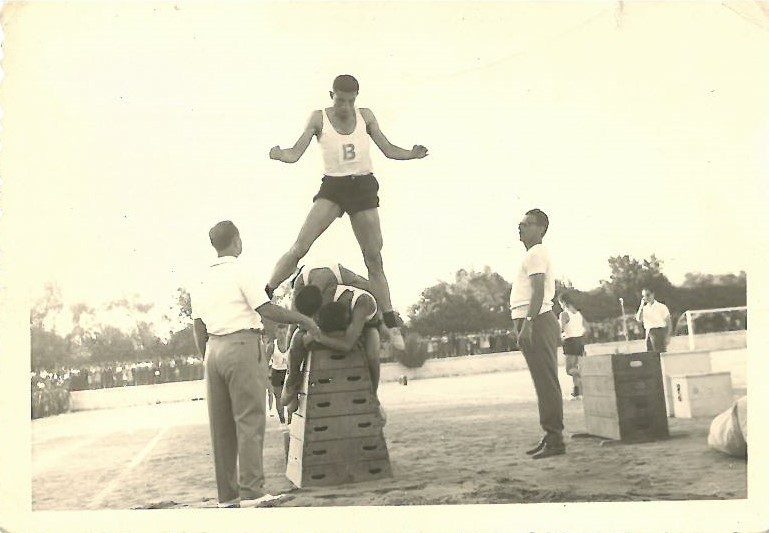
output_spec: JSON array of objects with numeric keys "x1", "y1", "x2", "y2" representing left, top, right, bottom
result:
[{"x1": 32, "y1": 365, "x2": 746, "y2": 511}]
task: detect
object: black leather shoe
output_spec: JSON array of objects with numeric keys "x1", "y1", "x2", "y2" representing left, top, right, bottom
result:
[
  {"x1": 525, "y1": 437, "x2": 547, "y2": 455},
  {"x1": 531, "y1": 442, "x2": 566, "y2": 460}
]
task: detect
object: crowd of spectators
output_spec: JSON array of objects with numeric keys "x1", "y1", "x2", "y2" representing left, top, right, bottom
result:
[
  {"x1": 407, "y1": 310, "x2": 748, "y2": 361},
  {"x1": 31, "y1": 309, "x2": 746, "y2": 418},
  {"x1": 30, "y1": 355, "x2": 204, "y2": 418},
  {"x1": 30, "y1": 371, "x2": 71, "y2": 419},
  {"x1": 65, "y1": 356, "x2": 205, "y2": 391}
]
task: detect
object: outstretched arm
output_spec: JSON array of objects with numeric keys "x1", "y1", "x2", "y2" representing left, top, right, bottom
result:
[
  {"x1": 269, "y1": 111, "x2": 322, "y2": 163},
  {"x1": 360, "y1": 108, "x2": 428, "y2": 160},
  {"x1": 256, "y1": 302, "x2": 320, "y2": 337}
]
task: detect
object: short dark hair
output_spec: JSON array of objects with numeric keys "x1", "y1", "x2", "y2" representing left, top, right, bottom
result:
[
  {"x1": 525, "y1": 208, "x2": 549, "y2": 236},
  {"x1": 318, "y1": 301, "x2": 350, "y2": 333},
  {"x1": 295, "y1": 285, "x2": 322, "y2": 316},
  {"x1": 209, "y1": 221, "x2": 239, "y2": 252},
  {"x1": 641, "y1": 287, "x2": 655, "y2": 295},
  {"x1": 333, "y1": 74, "x2": 359, "y2": 93},
  {"x1": 558, "y1": 291, "x2": 579, "y2": 311}
]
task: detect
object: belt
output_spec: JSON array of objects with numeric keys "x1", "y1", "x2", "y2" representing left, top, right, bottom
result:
[
  {"x1": 208, "y1": 328, "x2": 263, "y2": 338},
  {"x1": 324, "y1": 173, "x2": 373, "y2": 180},
  {"x1": 513, "y1": 311, "x2": 553, "y2": 324}
]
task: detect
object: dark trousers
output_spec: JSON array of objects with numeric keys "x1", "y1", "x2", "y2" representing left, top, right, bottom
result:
[
  {"x1": 515, "y1": 312, "x2": 564, "y2": 439},
  {"x1": 646, "y1": 327, "x2": 668, "y2": 353}
]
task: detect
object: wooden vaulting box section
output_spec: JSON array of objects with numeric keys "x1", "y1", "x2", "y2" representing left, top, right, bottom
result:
[
  {"x1": 286, "y1": 347, "x2": 392, "y2": 487},
  {"x1": 581, "y1": 352, "x2": 669, "y2": 442}
]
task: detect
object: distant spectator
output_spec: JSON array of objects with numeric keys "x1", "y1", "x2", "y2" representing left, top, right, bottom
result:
[{"x1": 635, "y1": 288, "x2": 672, "y2": 352}]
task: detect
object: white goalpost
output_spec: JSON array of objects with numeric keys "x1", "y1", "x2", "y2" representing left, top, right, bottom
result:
[{"x1": 676, "y1": 306, "x2": 747, "y2": 351}]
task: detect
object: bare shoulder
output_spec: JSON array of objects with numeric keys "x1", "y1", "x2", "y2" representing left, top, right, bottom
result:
[
  {"x1": 354, "y1": 292, "x2": 377, "y2": 314},
  {"x1": 308, "y1": 110, "x2": 323, "y2": 133},
  {"x1": 359, "y1": 108, "x2": 376, "y2": 123}
]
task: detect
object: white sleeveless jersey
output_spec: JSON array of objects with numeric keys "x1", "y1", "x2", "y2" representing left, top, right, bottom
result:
[
  {"x1": 270, "y1": 340, "x2": 288, "y2": 371},
  {"x1": 562, "y1": 308, "x2": 586, "y2": 339},
  {"x1": 301, "y1": 263, "x2": 343, "y2": 286},
  {"x1": 334, "y1": 284, "x2": 377, "y2": 321},
  {"x1": 318, "y1": 108, "x2": 373, "y2": 177}
]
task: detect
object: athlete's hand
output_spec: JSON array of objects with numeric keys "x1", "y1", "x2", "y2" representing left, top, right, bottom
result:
[
  {"x1": 410, "y1": 145, "x2": 428, "y2": 159},
  {"x1": 305, "y1": 320, "x2": 321, "y2": 338},
  {"x1": 269, "y1": 145, "x2": 284, "y2": 161}
]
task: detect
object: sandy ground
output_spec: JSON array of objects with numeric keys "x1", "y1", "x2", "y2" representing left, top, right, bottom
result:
[{"x1": 31, "y1": 360, "x2": 747, "y2": 511}]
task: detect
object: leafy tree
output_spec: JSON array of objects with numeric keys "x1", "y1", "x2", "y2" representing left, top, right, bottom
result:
[
  {"x1": 408, "y1": 268, "x2": 513, "y2": 336},
  {"x1": 600, "y1": 254, "x2": 673, "y2": 301},
  {"x1": 30, "y1": 282, "x2": 64, "y2": 331},
  {"x1": 682, "y1": 271, "x2": 746, "y2": 288},
  {"x1": 133, "y1": 321, "x2": 164, "y2": 360},
  {"x1": 176, "y1": 287, "x2": 192, "y2": 320},
  {"x1": 83, "y1": 326, "x2": 136, "y2": 363},
  {"x1": 165, "y1": 325, "x2": 196, "y2": 357},
  {"x1": 30, "y1": 283, "x2": 71, "y2": 369},
  {"x1": 30, "y1": 326, "x2": 69, "y2": 370}
]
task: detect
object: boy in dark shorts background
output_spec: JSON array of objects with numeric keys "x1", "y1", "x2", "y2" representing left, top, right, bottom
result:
[{"x1": 558, "y1": 293, "x2": 587, "y2": 399}]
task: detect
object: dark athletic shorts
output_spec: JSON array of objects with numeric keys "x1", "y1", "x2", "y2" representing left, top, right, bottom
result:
[
  {"x1": 313, "y1": 174, "x2": 380, "y2": 217},
  {"x1": 562, "y1": 336, "x2": 585, "y2": 356},
  {"x1": 270, "y1": 369, "x2": 287, "y2": 388}
]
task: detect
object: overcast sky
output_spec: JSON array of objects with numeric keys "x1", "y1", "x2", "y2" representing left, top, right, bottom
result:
[{"x1": 2, "y1": 1, "x2": 767, "y2": 322}]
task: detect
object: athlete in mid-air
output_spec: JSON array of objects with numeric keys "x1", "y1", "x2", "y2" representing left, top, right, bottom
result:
[{"x1": 265, "y1": 74, "x2": 428, "y2": 351}]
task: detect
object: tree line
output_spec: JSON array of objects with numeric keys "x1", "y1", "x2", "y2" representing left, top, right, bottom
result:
[
  {"x1": 407, "y1": 255, "x2": 746, "y2": 337},
  {"x1": 30, "y1": 255, "x2": 746, "y2": 369}
]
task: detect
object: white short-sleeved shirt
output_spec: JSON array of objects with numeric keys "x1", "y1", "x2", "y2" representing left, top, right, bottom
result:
[
  {"x1": 639, "y1": 300, "x2": 670, "y2": 330},
  {"x1": 561, "y1": 308, "x2": 586, "y2": 338},
  {"x1": 509, "y1": 243, "x2": 556, "y2": 319},
  {"x1": 190, "y1": 255, "x2": 271, "y2": 335}
]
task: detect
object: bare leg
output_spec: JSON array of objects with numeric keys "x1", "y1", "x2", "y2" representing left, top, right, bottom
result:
[
  {"x1": 349, "y1": 208, "x2": 392, "y2": 313},
  {"x1": 271, "y1": 385, "x2": 286, "y2": 423},
  {"x1": 280, "y1": 331, "x2": 308, "y2": 406},
  {"x1": 362, "y1": 328, "x2": 381, "y2": 396},
  {"x1": 267, "y1": 199, "x2": 342, "y2": 291}
]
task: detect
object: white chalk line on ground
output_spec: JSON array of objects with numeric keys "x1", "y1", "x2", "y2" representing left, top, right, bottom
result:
[{"x1": 88, "y1": 426, "x2": 170, "y2": 510}]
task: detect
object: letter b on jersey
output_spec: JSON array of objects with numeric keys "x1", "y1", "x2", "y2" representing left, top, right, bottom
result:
[{"x1": 342, "y1": 143, "x2": 357, "y2": 161}]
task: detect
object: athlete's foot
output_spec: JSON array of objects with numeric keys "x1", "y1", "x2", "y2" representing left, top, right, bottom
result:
[
  {"x1": 382, "y1": 311, "x2": 405, "y2": 351},
  {"x1": 388, "y1": 328, "x2": 406, "y2": 351},
  {"x1": 264, "y1": 284, "x2": 275, "y2": 300}
]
